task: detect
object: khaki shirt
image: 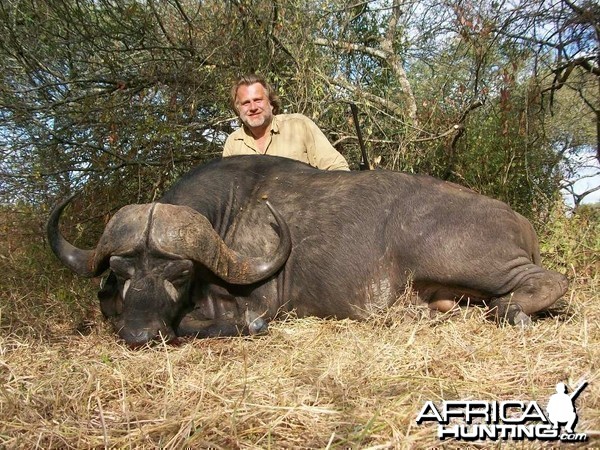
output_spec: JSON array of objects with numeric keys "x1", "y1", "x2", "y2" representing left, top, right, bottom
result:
[{"x1": 223, "y1": 113, "x2": 350, "y2": 171}]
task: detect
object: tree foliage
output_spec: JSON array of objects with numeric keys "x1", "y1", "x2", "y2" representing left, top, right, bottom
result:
[{"x1": 0, "y1": 0, "x2": 598, "y2": 219}]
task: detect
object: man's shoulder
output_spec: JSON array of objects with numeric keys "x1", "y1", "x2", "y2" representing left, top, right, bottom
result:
[
  {"x1": 275, "y1": 113, "x2": 314, "y2": 125},
  {"x1": 226, "y1": 125, "x2": 246, "y2": 141}
]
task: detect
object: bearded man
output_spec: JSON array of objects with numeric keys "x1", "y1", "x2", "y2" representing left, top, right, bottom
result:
[{"x1": 223, "y1": 74, "x2": 350, "y2": 171}]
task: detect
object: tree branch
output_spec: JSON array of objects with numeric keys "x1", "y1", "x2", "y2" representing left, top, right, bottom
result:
[{"x1": 313, "y1": 0, "x2": 418, "y2": 126}]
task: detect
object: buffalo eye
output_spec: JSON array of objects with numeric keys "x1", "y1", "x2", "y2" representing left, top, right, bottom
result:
[
  {"x1": 162, "y1": 260, "x2": 193, "y2": 302},
  {"x1": 109, "y1": 256, "x2": 135, "y2": 300},
  {"x1": 109, "y1": 256, "x2": 135, "y2": 279},
  {"x1": 98, "y1": 272, "x2": 123, "y2": 316},
  {"x1": 164, "y1": 260, "x2": 193, "y2": 287}
]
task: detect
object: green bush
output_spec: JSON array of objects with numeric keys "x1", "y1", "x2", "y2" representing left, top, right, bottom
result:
[
  {"x1": 538, "y1": 202, "x2": 599, "y2": 278},
  {"x1": 0, "y1": 205, "x2": 98, "y2": 338}
]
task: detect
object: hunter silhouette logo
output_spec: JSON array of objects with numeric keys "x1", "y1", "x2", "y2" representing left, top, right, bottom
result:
[
  {"x1": 546, "y1": 381, "x2": 587, "y2": 434},
  {"x1": 416, "y1": 379, "x2": 589, "y2": 442}
]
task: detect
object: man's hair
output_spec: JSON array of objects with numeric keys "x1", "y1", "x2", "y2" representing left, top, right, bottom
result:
[{"x1": 230, "y1": 74, "x2": 282, "y2": 115}]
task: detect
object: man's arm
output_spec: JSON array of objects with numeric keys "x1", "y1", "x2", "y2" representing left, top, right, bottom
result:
[
  {"x1": 222, "y1": 134, "x2": 236, "y2": 157},
  {"x1": 304, "y1": 117, "x2": 350, "y2": 171}
]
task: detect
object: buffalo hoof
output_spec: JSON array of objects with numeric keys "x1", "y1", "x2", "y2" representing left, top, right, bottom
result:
[
  {"x1": 176, "y1": 315, "x2": 245, "y2": 338},
  {"x1": 121, "y1": 330, "x2": 176, "y2": 349},
  {"x1": 248, "y1": 317, "x2": 269, "y2": 335},
  {"x1": 489, "y1": 299, "x2": 532, "y2": 328},
  {"x1": 511, "y1": 311, "x2": 532, "y2": 328}
]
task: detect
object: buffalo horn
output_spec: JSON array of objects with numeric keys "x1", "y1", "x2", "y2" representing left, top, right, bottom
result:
[
  {"x1": 46, "y1": 194, "x2": 97, "y2": 277},
  {"x1": 149, "y1": 201, "x2": 291, "y2": 285}
]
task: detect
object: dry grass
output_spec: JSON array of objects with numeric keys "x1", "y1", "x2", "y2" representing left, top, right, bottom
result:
[{"x1": 1, "y1": 207, "x2": 599, "y2": 449}]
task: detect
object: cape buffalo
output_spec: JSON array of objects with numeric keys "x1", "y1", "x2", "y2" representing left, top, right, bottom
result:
[{"x1": 48, "y1": 155, "x2": 568, "y2": 346}]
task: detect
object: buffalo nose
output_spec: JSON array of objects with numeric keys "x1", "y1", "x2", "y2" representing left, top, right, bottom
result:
[{"x1": 120, "y1": 328, "x2": 159, "y2": 347}]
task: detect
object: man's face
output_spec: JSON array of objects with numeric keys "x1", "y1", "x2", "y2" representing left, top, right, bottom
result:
[{"x1": 235, "y1": 83, "x2": 274, "y2": 131}]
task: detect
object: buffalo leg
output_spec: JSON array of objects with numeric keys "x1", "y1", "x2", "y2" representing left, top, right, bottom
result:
[
  {"x1": 489, "y1": 268, "x2": 568, "y2": 326},
  {"x1": 176, "y1": 309, "x2": 269, "y2": 338},
  {"x1": 176, "y1": 314, "x2": 250, "y2": 338}
]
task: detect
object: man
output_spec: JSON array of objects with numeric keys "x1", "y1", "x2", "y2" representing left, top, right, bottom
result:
[{"x1": 223, "y1": 74, "x2": 350, "y2": 171}]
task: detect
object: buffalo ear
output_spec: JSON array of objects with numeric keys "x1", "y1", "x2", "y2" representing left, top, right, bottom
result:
[{"x1": 98, "y1": 272, "x2": 119, "y2": 317}]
